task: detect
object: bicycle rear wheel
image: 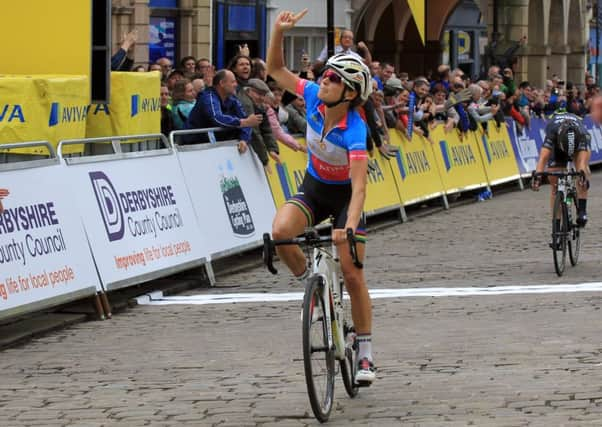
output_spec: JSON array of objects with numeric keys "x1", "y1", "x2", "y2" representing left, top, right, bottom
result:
[
  {"x1": 552, "y1": 192, "x2": 568, "y2": 276},
  {"x1": 302, "y1": 275, "x2": 335, "y2": 422},
  {"x1": 568, "y1": 197, "x2": 581, "y2": 266},
  {"x1": 338, "y1": 281, "x2": 359, "y2": 398}
]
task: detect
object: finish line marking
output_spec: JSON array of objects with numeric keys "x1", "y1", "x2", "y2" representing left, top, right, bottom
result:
[{"x1": 136, "y1": 282, "x2": 602, "y2": 306}]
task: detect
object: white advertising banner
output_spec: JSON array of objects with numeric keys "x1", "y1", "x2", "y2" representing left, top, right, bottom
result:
[
  {"x1": 0, "y1": 161, "x2": 99, "y2": 320},
  {"x1": 176, "y1": 144, "x2": 276, "y2": 257},
  {"x1": 62, "y1": 150, "x2": 208, "y2": 290}
]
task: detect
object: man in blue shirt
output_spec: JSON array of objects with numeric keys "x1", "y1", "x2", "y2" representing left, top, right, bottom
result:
[{"x1": 182, "y1": 69, "x2": 262, "y2": 147}]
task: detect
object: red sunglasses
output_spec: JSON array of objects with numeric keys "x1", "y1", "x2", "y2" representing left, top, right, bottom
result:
[{"x1": 323, "y1": 69, "x2": 346, "y2": 86}]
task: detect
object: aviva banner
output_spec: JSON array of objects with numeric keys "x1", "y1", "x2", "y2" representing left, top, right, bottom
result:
[
  {"x1": 265, "y1": 139, "x2": 308, "y2": 208},
  {"x1": 474, "y1": 121, "x2": 521, "y2": 186},
  {"x1": 388, "y1": 129, "x2": 445, "y2": 206},
  {"x1": 0, "y1": 75, "x2": 89, "y2": 155},
  {"x1": 431, "y1": 126, "x2": 488, "y2": 193},
  {"x1": 86, "y1": 72, "x2": 161, "y2": 138},
  {"x1": 364, "y1": 149, "x2": 403, "y2": 215}
]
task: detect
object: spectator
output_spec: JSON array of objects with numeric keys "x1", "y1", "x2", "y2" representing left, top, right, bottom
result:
[
  {"x1": 285, "y1": 96, "x2": 307, "y2": 134},
  {"x1": 267, "y1": 84, "x2": 290, "y2": 130},
  {"x1": 148, "y1": 63, "x2": 162, "y2": 73},
  {"x1": 229, "y1": 54, "x2": 252, "y2": 91},
  {"x1": 238, "y1": 78, "x2": 280, "y2": 171},
  {"x1": 183, "y1": 69, "x2": 261, "y2": 148},
  {"x1": 111, "y1": 29, "x2": 137, "y2": 71},
  {"x1": 313, "y1": 29, "x2": 372, "y2": 69},
  {"x1": 160, "y1": 83, "x2": 175, "y2": 137},
  {"x1": 251, "y1": 58, "x2": 268, "y2": 80},
  {"x1": 431, "y1": 84, "x2": 458, "y2": 132},
  {"x1": 265, "y1": 90, "x2": 306, "y2": 153},
  {"x1": 430, "y1": 64, "x2": 451, "y2": 91},
  {"x1": 190, "y1": 74, "x2": 206, "y2": 97},
  {"x1": 156, "y1": 57, "x2": 173, "y2": 81},
  {"x1": 467, "y1": 84, "x2": 499, "y2": 130},
  {"x1": 370, "y1": 61, "x2": 384, "y2": 90},
  {"x1": 180, "y1": 56, "x2": 196, "y2": 74},
  {"x1": 171, "y1": 79, "x2": 196, "y2": 130},
  {"x1": 0, "y1": 188, "x2": 8, "y2": 213},
  {"x1": 566, "y1": 82, "x2": 587, "y2": 117},
  {"x1": 196, "y1": 57, "x2": 215, "y2": 87},
  {"x1": 166, "y1": 70, "x2": 185, "y2": 92},
  {"x1": 133, "y1": 65, "x2": 146, "y2": 72},
  {"x1": 381, "y1": 62, "x2": 395, "y2": 85}
]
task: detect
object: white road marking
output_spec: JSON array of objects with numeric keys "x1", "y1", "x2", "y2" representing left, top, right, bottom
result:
[{"x1": 136, "y1": 282, "x2": 602, "y2": 306}]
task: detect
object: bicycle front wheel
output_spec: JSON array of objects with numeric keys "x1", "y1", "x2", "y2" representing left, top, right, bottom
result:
[
  {"x1": 338, "y1": 281, "x2": 359, "y2": 398},
  {"x1": 568, "y1": 198, "x2": 581, "y2": 266},
  {"x1": 552, "y1": 192, "x2": 568, "y2": 276},
  {"x1": 302, "y1": 275, "x2": 335, "y2": 422}
]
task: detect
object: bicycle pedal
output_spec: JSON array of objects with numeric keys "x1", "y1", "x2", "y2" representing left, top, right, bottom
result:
[{"x1": 354, "y1": 380, "x2": 373, "y2": 388}]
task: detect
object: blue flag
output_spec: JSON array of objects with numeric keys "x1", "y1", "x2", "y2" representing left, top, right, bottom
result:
[{"x1": 407, "y1": 91, "x2": 416, "y2": 139}]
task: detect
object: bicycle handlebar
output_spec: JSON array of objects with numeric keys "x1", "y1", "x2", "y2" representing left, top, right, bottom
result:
[
  {"x1": 262, "y1": 227, "x2": 363, "y2": 275},
  {"x1": 532, "y1": 170, "x2": 584, "y2": 178}
]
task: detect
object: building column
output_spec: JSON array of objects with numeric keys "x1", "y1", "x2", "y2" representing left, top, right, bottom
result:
[
  {"x1": 567, "y1": 48, "x2": 587, "y2": 86},
  {"x1": 192, "y1": 0, "x2": 212, "y2": 60},
  {"x1": 178, "y1": 1, "x2": 195, "y2": 61},
  {"x1": 550, "y1": 44, "x2": 570, "y2": 80},
  {"x1": 525, "y1": 44, "x2": 551, "y2": 88}
]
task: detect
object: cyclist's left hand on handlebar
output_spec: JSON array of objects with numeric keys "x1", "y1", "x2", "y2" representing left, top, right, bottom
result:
[{"x1": 531, "y1": 172, "x2": 542, "y2": 191}]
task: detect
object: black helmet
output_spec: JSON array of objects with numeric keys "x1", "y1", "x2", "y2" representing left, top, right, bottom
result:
[{"x1": 557, "y1": 120, "x2": 585, "y2": 157}]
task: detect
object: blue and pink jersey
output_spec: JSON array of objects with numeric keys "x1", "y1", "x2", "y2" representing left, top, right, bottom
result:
[{"x1": 295, "y1": 79, "x2": 367, "y2": 185}]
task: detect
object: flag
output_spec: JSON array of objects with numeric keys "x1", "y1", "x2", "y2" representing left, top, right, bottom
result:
[{"x1": 407, "y1": 0, "x2": 425, "y2": 45}]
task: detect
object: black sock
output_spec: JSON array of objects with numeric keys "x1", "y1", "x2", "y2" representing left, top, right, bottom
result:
[{"x1": 578, "y1": 199, "x2": 587, "y2": 214}]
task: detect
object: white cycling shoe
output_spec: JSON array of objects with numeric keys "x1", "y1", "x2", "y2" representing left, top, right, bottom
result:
[{"x1": 355, "y1": 358, "x2": 376, "y2": 385}]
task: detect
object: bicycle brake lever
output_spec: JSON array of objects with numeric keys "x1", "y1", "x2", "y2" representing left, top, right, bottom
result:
[
  {"x1": 262, "y1": 233, "x2": 278, "y2": 275},
  {"x1": 346, "y1": 228, "x2": 364, "y2": 269}
]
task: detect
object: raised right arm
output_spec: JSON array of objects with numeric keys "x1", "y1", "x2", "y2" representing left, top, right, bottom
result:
[{"x1": 266, "y1": 10, "x2": 308, "y2": 94}]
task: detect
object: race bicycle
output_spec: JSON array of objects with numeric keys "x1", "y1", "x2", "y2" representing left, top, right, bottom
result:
[
  {"x1": 262, "y1": 225, "x2": 365, "y2": 422},
  {"x1": 533, "y1": 169, "x2": 584, "y2": 276}
]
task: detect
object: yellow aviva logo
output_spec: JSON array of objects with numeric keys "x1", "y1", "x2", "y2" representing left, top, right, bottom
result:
[
  {"x1": 405, "y1": 150, "x2": 430, "y2": 174},
  {"x1": 0, "y1": 104, "x2": 25, "y2": 123},
  {"x1": 48, "y1": 102, "x2": 88, "y2": 126},
  {"x1": 367, "y1": 158, "x2": 385, "y2": 184}
]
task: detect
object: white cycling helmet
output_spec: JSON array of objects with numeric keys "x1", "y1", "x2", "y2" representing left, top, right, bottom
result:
[{"x1": 325, "y1": 53, "x2": 372, "y2": 102}]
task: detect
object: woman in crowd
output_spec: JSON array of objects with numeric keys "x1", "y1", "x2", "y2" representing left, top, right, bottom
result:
[{"x1": 171, "y1": 79, "x2": 196, "y2": 130}]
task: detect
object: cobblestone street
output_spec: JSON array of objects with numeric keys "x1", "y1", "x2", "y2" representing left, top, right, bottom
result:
[{"x1": 2, "y1": 174, "x2": 602, "y2": 426}]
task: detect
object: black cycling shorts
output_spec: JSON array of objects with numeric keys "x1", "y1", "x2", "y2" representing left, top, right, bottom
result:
[
  {"x1": 286, "y1": 173, "x2": 366, "y2": 243},
  {"x1": 547, "y1": 142, "x2": 590, "y2": 168}
]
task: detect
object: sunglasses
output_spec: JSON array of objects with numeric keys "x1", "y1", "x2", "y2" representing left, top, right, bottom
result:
[{"x1": 323, "y1": 69, "x2": 352, "y2": 88}]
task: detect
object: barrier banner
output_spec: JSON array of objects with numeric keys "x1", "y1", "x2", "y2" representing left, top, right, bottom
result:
[
  {"x1": 474, "y1": 121, "x2": 521, "y2": 186},
  {"x1": 430, "y1": 125, "x2": 488, "y2": 193},
  {"x1": 0, "y1": 75, "x2": 89, "y2": 154},
  {"x1": 583, "y1": 115, "x2": 602, "y2": 164},
  {"x1": 62, "y1": 150, "x2": 206, "y2": 290},
  {"x1": 86, "y1": 72, "x2": 161, "y2": 138},
  {"x1": 0, "y1": 162, "x2": 99, "y2": 320},
  {"x1": 364, "y1": 148, "x2": 403, "y2": 215},
  {"x1": 176, "y1": 143, "x2": 276, "y2": 257},
  {"x1": 265, "y1": 139, "x2": 308, "y2": 208},
  {"x1": 387, "y1": 129, "x2": 445, "y2": 206},
  {"x1": 506, "y1": 117, "x2": 545, "y2": 176}
]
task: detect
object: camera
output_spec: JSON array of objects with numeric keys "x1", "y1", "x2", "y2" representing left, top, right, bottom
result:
[{"x1": 558, "y1": 80, "x2": 565, "y2": 86}]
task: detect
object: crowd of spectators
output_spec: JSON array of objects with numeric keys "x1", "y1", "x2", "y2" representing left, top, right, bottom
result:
[{"x1": 113, "y1": 29, "x2": 602, "y2": 172}]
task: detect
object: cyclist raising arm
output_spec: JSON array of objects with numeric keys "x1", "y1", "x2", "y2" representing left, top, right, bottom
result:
[
  {"x1": 532, "y1": 110, "x2": 591, "y2": 236},
  {"x1": 267, "y1": 9, "x2": 375, "y2": 384}
]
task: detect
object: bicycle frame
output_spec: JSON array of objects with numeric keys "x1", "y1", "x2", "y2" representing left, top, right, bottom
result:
[
  {"x1": 262, "y1": 227, "x2": 361, "y2": 361},
  {"x1": 312, "y1": 243, "x2": 346, "y2": 360}
]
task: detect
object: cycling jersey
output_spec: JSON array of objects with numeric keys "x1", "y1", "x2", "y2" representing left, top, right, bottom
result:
[
  {"x1": 286, "y1": 78, "x2": 368, "y2": 239},
  {"x1": 543, "y1": 112, "x2": 590, "y2": 167},
  {"x1": 295, "y1": 79, "x2": 367, "y2": 185}
]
